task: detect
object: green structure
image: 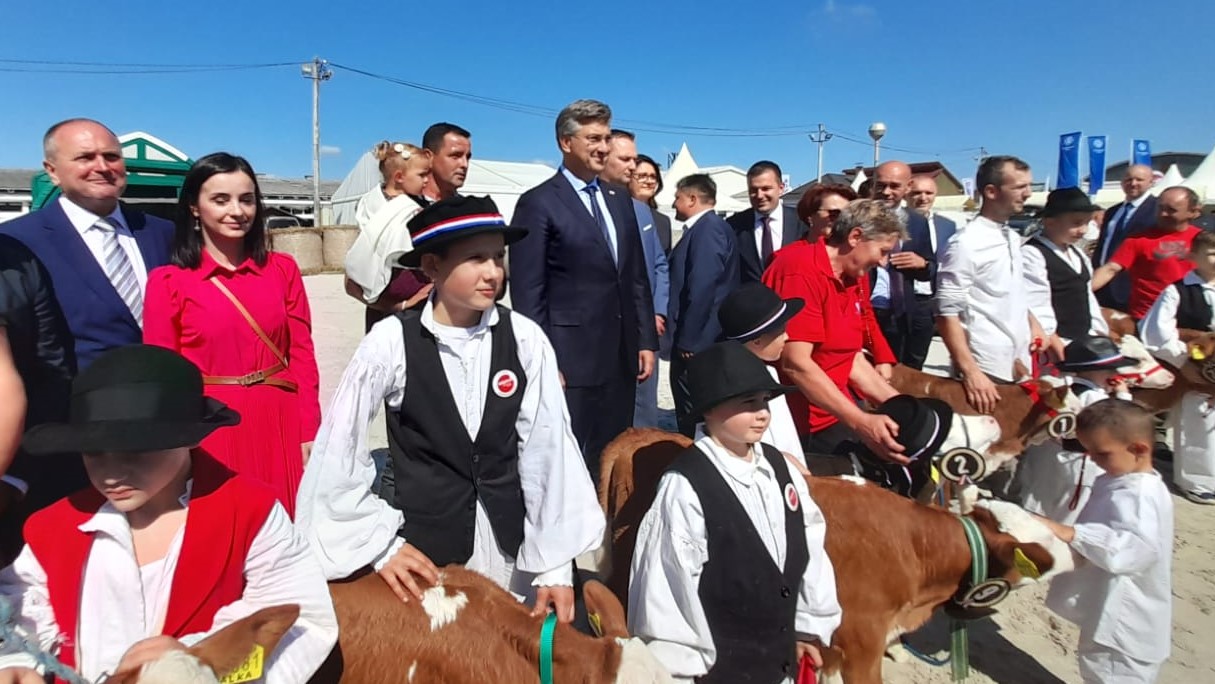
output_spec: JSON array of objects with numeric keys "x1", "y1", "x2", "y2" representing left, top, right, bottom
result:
[{"x1": 31, "y1": 131, "x2": 193, "y2": 210}]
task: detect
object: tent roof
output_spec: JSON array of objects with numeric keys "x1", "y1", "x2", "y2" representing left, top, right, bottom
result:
[
  {"x1": 32, "y1": 131, "x2": 194, "y2": 209},
  {"x1": 1181, "y1": 144, "x2": 1215, "y2": 201}
]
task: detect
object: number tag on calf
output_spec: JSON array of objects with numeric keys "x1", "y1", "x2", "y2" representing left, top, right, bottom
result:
[
  {"x1": 1047, "y1": 412, "x2": 1077, "y2": 439},
  {"x1": 938, "y1": 448, "x2": 986, "y2": 483},
  {"x1": 1013, "y1": 548, "x2": 1042, "y2": 580},
  {"x1": 957, "y1": 578, "x2": 1010, "y2": 608},
  {"x1": 220, "y1": 645, "x2": 265, "y2": 684},
  {"x1": 1201, "y1": 361, "x2": 1215, "y2": 385}
]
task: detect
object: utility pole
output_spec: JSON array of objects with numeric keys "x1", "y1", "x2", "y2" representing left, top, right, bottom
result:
[
  {"x1": 808, "y1": 124, "x2": 833, "y2": 182},
  {"x1": 300, "y1": 57, "x2": 332, "y2": 226}
]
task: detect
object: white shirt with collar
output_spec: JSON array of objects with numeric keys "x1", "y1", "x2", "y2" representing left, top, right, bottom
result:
[
  {"x1": 678, "y1": 208, "x2": 713, "y2": 235},
  {"x1": 1099, "y1": 194, "x2": 1151, "y2": 264},
  {"x1": 752, "y1": 207, "x2": 784, "y2": 259},
  {"x1": 628, "y1": 436, "x2": 840, "y2": 682},
  {"x1": 693, "y1": 366, "x2": 805, "y2": 467},
  {"x1": 0, "y1": 486, "x2": 338, "y2": 683},
  {"x1": 560, "y1": 166, "x2": 619, "y2": 262},
  {"x1": 295, "y1": 298, "x2": 605, "y2": 593},
  {"x1": 936, "y1": 215, "x2": 1032, "y2": 381},
  {"x1": 911, "y1": 211, "x2": 942, "y2": 297},
  {"x1": 1140, "y1": 270, "x2": 1215, "y2": 366},
  {"x1": 1021, "y1": 235, "x2": 1109, "y2": 341},
  {"x1": 57, "y1": 196, "x2": 150, "y2": 291}
]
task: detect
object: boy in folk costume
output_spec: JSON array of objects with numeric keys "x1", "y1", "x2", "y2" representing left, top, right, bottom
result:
[
  {"x1": 1140, "y1": 229, "x2": 1215, "y2": 505},
  {"x1": 0, "y1": 345, "x2": 337, "y2": 683},
  {"x1": 1039, "y1": 400, "x2": 1173, "y2": 684},
  {"x1": 296, "y1": 196, "x2": 604, "y2": 623},
  {"x1": 1017, "y1": 336, "x2": 1136, "y2": 523},
  {"x1": 629, "y1": 341, "x2": 840, "y2": 683}
]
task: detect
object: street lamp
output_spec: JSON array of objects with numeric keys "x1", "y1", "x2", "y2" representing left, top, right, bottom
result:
[
  {"x1": 301, "y1": 58, "x2": 333, "y2": 226},
  {"x1": 868, "y1": 122, "x2": 887, "y2": 169}
]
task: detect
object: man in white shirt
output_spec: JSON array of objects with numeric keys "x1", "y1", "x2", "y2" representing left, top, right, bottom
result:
[{"x1": 936, "y1": 155, "x2": 1048, "y2": 413}]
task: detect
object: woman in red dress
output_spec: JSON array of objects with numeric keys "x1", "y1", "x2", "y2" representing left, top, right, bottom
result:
[{"x1": 144, "y1": 152, "x2": 320, "y2": 516}]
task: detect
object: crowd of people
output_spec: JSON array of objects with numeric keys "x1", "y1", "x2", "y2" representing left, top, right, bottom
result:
[{"x1": 0, "y1": 102, "x2": 1202, "y2": 683}]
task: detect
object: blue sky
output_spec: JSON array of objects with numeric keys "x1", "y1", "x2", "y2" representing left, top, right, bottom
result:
[{"x1": 2, "y1": 0, "x2": 1212, "y2": 189}]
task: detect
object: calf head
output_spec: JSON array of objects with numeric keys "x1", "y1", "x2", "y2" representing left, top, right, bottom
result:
[
  {"x1": 1015, "y1": 376, "x2": 1083, "y2": 451},
  {"x1": 107, "y1": 605, "x2": 300, "y2": 684},
  {"x1": 1116, "y1": 335, "x2": 1175, "y2": 390},
  {"x1": 583, "y1": 580, "x2": 673, "y2": 683},
  {"x1": 971, "y1": 499, "x2": 1075, "y2": 586},
  {"x1": 1102, "y1": 307, "x2": 1137, "y2": 343}
]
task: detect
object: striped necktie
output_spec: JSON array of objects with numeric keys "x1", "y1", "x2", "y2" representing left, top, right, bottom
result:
[{"x1": 95, "y1": 217, "x2": 143, "y2": 324}]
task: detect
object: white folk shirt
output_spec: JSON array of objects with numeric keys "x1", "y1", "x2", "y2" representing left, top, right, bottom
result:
[
  {"x1": 295, "y1": 299, "x2": 605, "y2": 592},
  {"x1": 628, "y1": 436, "x2": 841, "y2": 683},
  {"x1": 1021, "y1": 236, "x2": 1109, "y2": 341},
  {"x1": 1045, "y1": 471, "x2": 1174, "y2": 663},
  {"x1": 753, "y1": 208, "x2": 784, "y2": 259},
  {"x1": 936, "y1": 215, "x2": 1032, "y2": 381},
  {"x1": 694, "y1": 367, "x2": 805, "y2": 467},
  {"x1": 58, "y1": 195, "x2": 150, "y2": 292},
  {"x1": 1140, "y1": 271, "x2": 1215, "y2": 367},
  {"x1": 0, "y1": 491, "x2": 337, "y2": 683}
]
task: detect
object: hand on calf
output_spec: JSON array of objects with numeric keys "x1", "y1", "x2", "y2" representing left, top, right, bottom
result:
[
  {"x1": 378, "y1": 543, "x2": 440, "y2": 603},
  {"x1": 532, "y1": 585, "x2": 576, "y2": 624}
]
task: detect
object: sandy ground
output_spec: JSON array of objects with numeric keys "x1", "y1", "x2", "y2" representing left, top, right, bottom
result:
[{"x1": 304, "y1": 273, "x2": 1214, "y2": 683}]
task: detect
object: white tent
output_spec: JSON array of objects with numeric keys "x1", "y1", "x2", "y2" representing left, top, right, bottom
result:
[
  {"x1": 655, "y1": 143, "x2": 699, "y2": 211},
  {"x1": 1181, "y1": 144, "x2": 1215, "y2": 201},
  {"x1": 653, "y1": 143, "x2": 750, "y2": 220},
  {"x1": 1150, "y1": 164, "x2": 1186, "y2": 197},
  {"x1": 329, "y1": 153, "x2": 556, "y2": 224}
]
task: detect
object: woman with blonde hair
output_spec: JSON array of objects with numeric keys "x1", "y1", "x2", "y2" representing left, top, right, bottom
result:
[{"x1": 345, "y1": 140, "x2": 433, "y2": 330}]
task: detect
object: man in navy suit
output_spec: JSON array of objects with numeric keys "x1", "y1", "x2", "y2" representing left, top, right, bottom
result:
[
  {"x1": 2, "y1": 119, "x2": 174, "y2": 370},
  {"x1": 727, "y1": 161, "x2": 807, "y2": 284},
  {"x1": 1092, "y1": 164, "x2": 1159, "y2": 312},
  {"x1": 603, "y1": 129, "x2": 669, "y2": 429},
  {"x1": 876, "y1": 164, "x2": 955, "y2": 370},
  {"x1": 667, "y1": 174, "x2": 739, "y2": 435},
  {"x1": 510, "y1": 100, "x2": 657, "y2": 479}
]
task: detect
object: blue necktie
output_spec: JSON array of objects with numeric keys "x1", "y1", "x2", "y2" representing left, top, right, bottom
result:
[{"x1": 583, "y1": 182, "x2": 617, "y2": 264}]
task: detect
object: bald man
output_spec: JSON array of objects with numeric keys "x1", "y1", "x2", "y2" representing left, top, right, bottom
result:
[
  {"x1": 873, "y1": 162, "x2": 940, "y2": 369},
  {"x1": 1093, "y1": 164, "x2": 1158, "y2": 311}
]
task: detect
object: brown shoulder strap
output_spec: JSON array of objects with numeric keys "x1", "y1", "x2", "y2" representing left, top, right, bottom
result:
[{"x1": 208, "y1": 276, "x2": 289, "y2": 368}]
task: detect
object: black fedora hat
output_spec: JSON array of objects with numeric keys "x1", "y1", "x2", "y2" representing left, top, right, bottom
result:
[
  {"x1": 399, "y1": 195, "x2": 528, "y2": 267},
  {"x1": 687, "y1": 341, "x2": 794, "y2": 418},
  {"x1": 1057, "y1": 335, "x2": 1136, "y2": 372},
  {"x1": 22, "y1": 345, "x2": 240, "y2": 455},
  {"x1": 874, "y1": 394, "x2": 954, "y2": 462},
  {"x1": 1036, "y1": 187, "x2": 1101, "y2": 218},
  {"x1": 717, "y1": 283, "x2": 805, "y2": 343}
]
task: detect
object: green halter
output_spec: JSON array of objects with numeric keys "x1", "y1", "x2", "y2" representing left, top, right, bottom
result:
[{"x1": 539, "y1": 611, "x2": 558, "y2": 684}]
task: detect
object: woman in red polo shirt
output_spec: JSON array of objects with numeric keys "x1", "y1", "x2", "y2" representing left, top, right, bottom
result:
[{"x1": 764, "y1": 199, "x2": 907, "y2": 466}]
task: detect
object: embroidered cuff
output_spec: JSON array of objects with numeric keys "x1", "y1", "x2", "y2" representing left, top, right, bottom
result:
[{"x1": 531, "y1": 563, "x2": 573, "y2": 588}]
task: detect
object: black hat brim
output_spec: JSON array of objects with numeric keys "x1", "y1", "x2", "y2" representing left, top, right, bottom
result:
[
  {"x1": 730, "y1": 298, "x2": 805, "y2": 342},
  {"x1": 1057, "y1": 353, "x2": 1138, "y2": 372},
  {"x1": 691, "y1": 382, "x2": 796, "y2": 421},
  {"x1": 399, "y1": 226, "x2": 529, "y2": 267},
  {"x1": 22, "y1": 398, "x2": 240, "y2": 455},
  {"x1": 1037, "y1": 200, "x2": 1101, "y2": 218}
]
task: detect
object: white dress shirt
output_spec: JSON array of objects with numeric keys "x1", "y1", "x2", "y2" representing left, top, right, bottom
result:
[
  {"x1": 560, "y1": 167, "x2": 619, "y2": 262},
  {"x1": 628, "y1": 436, "x2": 840, "y2": 682},
  {"x1": 694, "y1": 367, "x2": 805, "y2": 466},
  {"x1": 1021, "y1": 235, "x2": 1108, "y2": 341},
  {"x1": 936, "y1": 215, "x2": 1032, "y2": 381},
  {"x1": 0, "y1": 491, "x2": 337, "y2": 683},
  {"x1": 58, "y1": 196, "x2": 150, "y2": 292},
  {"x1": 1045, "y1": 471, "x2": 1173, "y2": 663},
  {"x1": 753, "y1": 208, "x2": 784, "y2": 259},
  {"x1": 1099, "y1": 194, "x2": 1150, "y2": 265},
  {"x1": 1140, "y1": 271, "x2": 1215, "y2": 366},
  {"x1": 295, "y1": 299, "x2": 605, "y2": 593}
]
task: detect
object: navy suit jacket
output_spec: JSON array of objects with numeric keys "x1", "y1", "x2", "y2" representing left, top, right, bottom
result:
[
  {"x1": 668, "y1": 211, "x2": 739, "y2": 354},
  {"x1": 1, "y1": 201, "x2": 174, "y2": 370},
  {"x1": 509, "y1": 173, "x2": 657, "y2": 387},
  {"x1": 632, "y1": 200, "x2": 670, "y2": 324},
  {"x1": 1093, "y1": 195, "x2": 1159, "y2": 310},
  {"x1": 727, "y1": 205, "x2": 808, "y2": 284}
]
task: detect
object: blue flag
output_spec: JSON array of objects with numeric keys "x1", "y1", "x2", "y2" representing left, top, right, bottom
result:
[
  {"x1": 1132, "y1": 139, "x2": 1152, "y2": 166},
  {"x1": 1057, "y1": 132, "x2": 1082, "y2": 189},
  {"x1": 1088, "y1": 136, "x2": 1107, "y2": 195}
]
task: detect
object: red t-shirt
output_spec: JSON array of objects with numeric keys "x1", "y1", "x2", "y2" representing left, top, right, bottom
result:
[
  {"x1": 763, "y1": 240, "x2": 864, "y2": 433},
  {"x1": 1110, "y1": 224, "x2": 1201, "y2": 319}
]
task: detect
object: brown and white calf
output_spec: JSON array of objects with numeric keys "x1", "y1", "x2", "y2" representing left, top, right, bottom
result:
[
  {"x1": 599, "y1": 428, "x2": 1073, "y2": 684},
  {"x1": 1133, "y1": 331, "x2": 1215, "y2": 412}
]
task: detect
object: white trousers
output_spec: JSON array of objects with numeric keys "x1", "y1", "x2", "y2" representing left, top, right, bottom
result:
[
  {"x1": 1169, "y1": 392, "x2": 1215, "y2": 493},
  {"x1": 1078, "y1": 640, "x2": 1162, "y2": 683}
]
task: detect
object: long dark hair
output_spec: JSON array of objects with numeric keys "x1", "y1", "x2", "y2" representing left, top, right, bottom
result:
[{"x1": 172, "y1": 152, "x2": 269, "y2": 269}]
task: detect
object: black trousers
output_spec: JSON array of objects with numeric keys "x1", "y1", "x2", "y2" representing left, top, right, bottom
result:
[
  {"x1": 566, "y1": 375, "x2": 635, "y2": 486},
  {"x1": 670, "y1": 352, "x2": 696, "y2": 437},
  {"x1": 887, "y1": 296, "x2": 937, "y2": 370},
  {"x1": 800, "y1": 422, "x2": 861, "y2": 477}
]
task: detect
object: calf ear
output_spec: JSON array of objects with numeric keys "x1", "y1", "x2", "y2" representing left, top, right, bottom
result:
[
  {"x1": 997, "y1": 541, "x2": 1056, "y2": 581},
  {"x1": 188, "y1": 604, "x2": 301, "y2": 679},
  {"x1": 582, "y1": 580, "x2": 629, "y2": 639}
]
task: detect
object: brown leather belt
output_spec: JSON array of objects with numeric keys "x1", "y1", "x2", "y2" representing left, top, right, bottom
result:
[{"x1": 204, "y1": 362, "x2": 298, "y2": 392}]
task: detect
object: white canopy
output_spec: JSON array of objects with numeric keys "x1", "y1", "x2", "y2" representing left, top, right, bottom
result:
[
  {"x1": 1150, "y1": 163, "x2": 1186, "y2": 197},
  {"x1": 1181, "y1": 144, "x2": 1215, "y2": 201}
]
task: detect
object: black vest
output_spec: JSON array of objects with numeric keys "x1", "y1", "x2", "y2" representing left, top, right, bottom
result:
[
  {"x1": 1028, "y1": 238, "x2": 1092, "y2": 341},
  {"x1": 1173, "y1": 279, "x2": 1214, "y2": 332},
  {"x1": 389, "y1": 306, "x2": 527, "y2": 566},
  {"x1": 668, "y1": 443, "x2": 809, "y2": 684}
]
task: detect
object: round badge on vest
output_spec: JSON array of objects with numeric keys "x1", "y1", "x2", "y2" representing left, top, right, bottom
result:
[
  {"x1": 784, "y1": 482, "x2": 799, "y2": 512},
  {"x1": 1047, "y1": 412, "x2": 1077, "y2": 439},
  {"x1": 1201, "y1": 361, "x2": 1215, "y2": 385},
  {"x1": 957, "y1": 578, "x2": 1011, "y2": 608},
  {"x1": 492, "y1": 370, "x2": 519, "y2": 398},
  {"x1": 938, "y1": 447, "x2": 986, "y2": 483}
]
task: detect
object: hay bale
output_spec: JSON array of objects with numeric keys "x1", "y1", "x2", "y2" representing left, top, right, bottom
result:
[
  {"x1": 270, "y1": 227, "x2": 324, "y2": 274},
  {"x1": 321, "y1": 225, "x2": 359, "y2": 272}
]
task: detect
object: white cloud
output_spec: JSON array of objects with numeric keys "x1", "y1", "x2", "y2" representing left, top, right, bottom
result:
[
  {"x1": 823, "y1": 0, "x2": 875, "y2": 18},
  {"x1": 320, "y1": 145, "x2": 342, "y2": 156}
]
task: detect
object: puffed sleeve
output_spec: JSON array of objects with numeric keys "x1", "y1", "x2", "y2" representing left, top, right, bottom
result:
[
  {"x1": 936, "y1": 232, "x2": 973, "y2": 318},
  {"x1": 1140, "y1": 284, "x2": 1187, "y2": 366},
  {"x1": 142, "y1": 266, "x2": 183, "y2": 351}
]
